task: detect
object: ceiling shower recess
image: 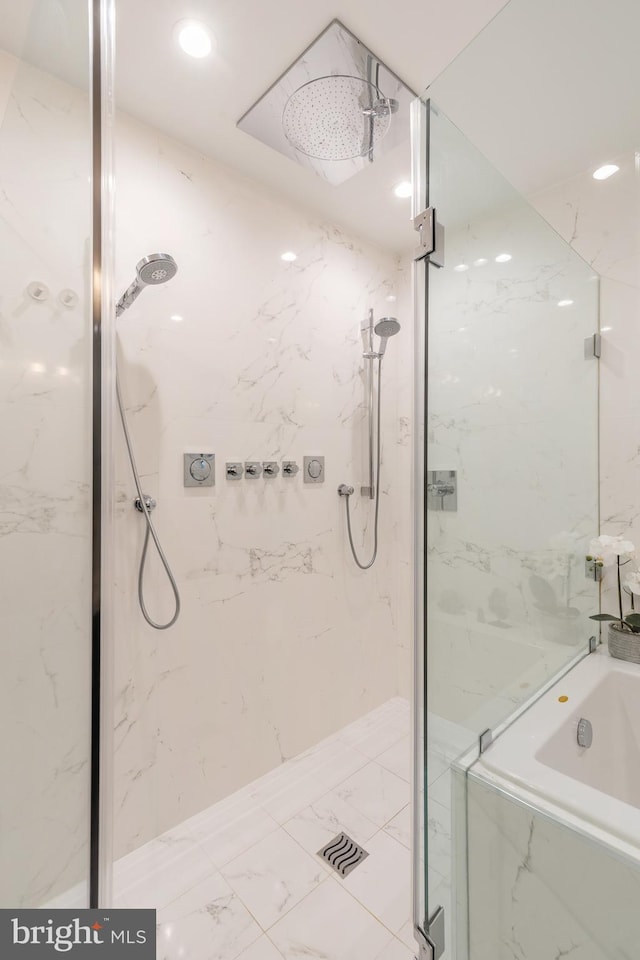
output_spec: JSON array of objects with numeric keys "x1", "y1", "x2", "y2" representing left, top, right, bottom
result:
[{"x1": 237, "y1": 20, "x2": 416, "y2": 186}]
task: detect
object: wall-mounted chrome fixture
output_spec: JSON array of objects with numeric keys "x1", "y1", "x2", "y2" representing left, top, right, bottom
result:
[
  {"x1": 585, "y1": 556, "x2": 604, "y2": 581},
  {"x1": 59, "y1": 289, "x2": 78, "y2": 309},
  {"x1": 226, "y1": 462, "x2": 243, "y2": 480},
  {"x1": 427, "y1": 471, "x2": 457, "y2": 511},
  {"x1": 237, "y1": 20, "x2": 416, "y2": 186},
  {"x1": 263, "y1": 461, "x2": 280, "y2": 478},
  {"x1": 283, "y1": 461, "x2": 299, "y2": 477},
  {"x1": 245, "y1": 462, "x2": 262, "y2": 479},
  {"x1": 339, "y1": 311, "x2": 401, "y2": 569},
  {"x1": 116, "y1": 253, "x2": 180, "y2": 630},
  {"x1": 304, "y1": 456, "x2": 325, "y2": 484},
  {"x1": 184, "y1": 453, "x2": 215, "y2": 487},
  {"x1": 27, "y1": 281, "x2": 50, "y2": 301}
]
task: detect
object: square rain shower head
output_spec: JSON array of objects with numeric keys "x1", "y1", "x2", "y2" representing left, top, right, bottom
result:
[{"x1": 237, "y1": 20, "x2": 417, "y2": 186}]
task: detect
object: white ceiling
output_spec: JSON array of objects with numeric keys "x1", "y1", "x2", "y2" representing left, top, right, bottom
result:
[
  {"x1": 3, "y1": 0, "x2": 636, "y2": 256},
  {"x1": 0, "y1": 0, "x2": 507, "y2": 253},
  {"x1": 427, "y1": 0, "x2": 640, "y2": 197},
  {"x1": 110, "y1": 0, "x2": 510, "y2": 253}
]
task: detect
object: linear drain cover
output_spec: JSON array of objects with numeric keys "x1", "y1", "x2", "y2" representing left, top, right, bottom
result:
[{"x1": 318, "y1": 832, "x2": 369, "y2": 878}]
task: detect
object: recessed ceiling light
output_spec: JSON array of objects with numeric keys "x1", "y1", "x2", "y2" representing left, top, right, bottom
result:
[
  {"x1": 453, "y1": 263, "x2": 469, "y2": 272},
  {"x1": 557, "y1": 299, "x2": 574, "y2": 307},
  {"x1": 601, "y1": 326, "x2": 613, "y2": 332},
  {"x1": 171, "y1": 314, "x2": 184, "y2": 323},
  {"x1": 592, "y1": 164, "x2": 619, "y2": 181},
  {"x1": 30, "y1": 362, "x2": 45, "y2": 373},
  {"x1": 176, "y1": 20, "x2": 213, "y2": 59},
  {"x1": 495, "y1": 253, "x2": 512, "y2": 263},
  {"x1": 385, "y1": 294, "x2": 397, "y2": 302},
  {"x1": 473, "y1": 258, "x2": 488, "y2": 267},
  {"x1": 393, "y1": 181, "x2": 412, "y2": 199},
  {"x1": 281, "y1": 251, "x2": 297, "y2": 262}
]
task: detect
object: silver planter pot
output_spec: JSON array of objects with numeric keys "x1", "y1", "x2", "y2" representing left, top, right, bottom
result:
[{"x1": 608, "y1": 622, "x2": 640, "y2": 663}]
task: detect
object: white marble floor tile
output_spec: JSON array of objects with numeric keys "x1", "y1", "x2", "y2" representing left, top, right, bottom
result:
[
  {"x1": 114, "y1": 833, "x2": 214, "y2": 910},
  {"x1": 235, "y1": 935, "x2": 284, "y2": 960},
  {"x1": 220, "y1": 829, "x2": 327, "y2": 930},
  {"x1": 426, "y1": 751, "x2": 450, "y2": 787},
  {"x1": 42, "y1": 881, "x2": 87, "y2": 909},
  {"x1": 251, "y1": 739, "x2": 369, "y2": 824},
  {"x1": 268, "y1": 876, "x2": 394, "y2": 960},
  {"x1": 377, "y1": 735, "x2": 411, "y2": 782},
  {"x1": 156, "y1": 871, "x2": 262, "y2": 960},
  {"x1": 283, "y1": 789, "x2": 379, "y2": 859},
  {"x1": 383, "y1": 803, "x2": 411, "y2": 849},
  {"x1": 336, "y1": 762, "x2": 409, "y2": 827},
  {"x1": 428, "y1": 769, "x2": 452, "y2": 809},
  {"x1": 375, "y1": 935, "x2": 418, "y2": 960},
  {"x1": 342, "y1": 830, "x2": 412, "y2": 934},
  {"x1": 186, "y1": 796, "x2": 280, "y2": 868},
  {"x1": 340, "y1": 698, "x2": 411, "y2": 760},
  {"x1": 397, "y1": 921, "x2": 418, "y2": 952}
]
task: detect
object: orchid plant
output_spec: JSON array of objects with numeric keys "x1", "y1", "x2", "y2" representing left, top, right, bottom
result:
[{"x1": 588, "y1": 534, "x2": 640, "y2": 634}]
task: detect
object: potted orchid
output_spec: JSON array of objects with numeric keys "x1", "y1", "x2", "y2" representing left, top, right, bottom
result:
[{"x1": 588, "y1": 534, "x2": 640, "y2": 662}]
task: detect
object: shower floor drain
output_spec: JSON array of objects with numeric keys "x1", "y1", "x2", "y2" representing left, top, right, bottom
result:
[{"x1": 318, "y1": 833, "x2": 369, "y2": 878}]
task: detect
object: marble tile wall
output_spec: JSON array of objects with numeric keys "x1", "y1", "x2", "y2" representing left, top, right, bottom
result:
[
  {"x1": 111, "y1": 111, "x2": 413, "y2": 856},
  {"x1": 531, "y1": 158, "x2": 640, "y2": 612},
  {"x1": 465, "y1": 774, "x2": 640, "y2": 958},
  {"x1": 0, "y1": 51, "x2": 92, "y2": 905},
  {"x1": 426, "y1": 194, "x2": 600, "y2": 740}
]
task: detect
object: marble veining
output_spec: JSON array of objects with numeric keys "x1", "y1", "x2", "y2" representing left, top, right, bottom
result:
[
  {"x1": 0, "y1": 51, "x2": 92, "y2": 907},
  {"x1": 110, "y1": 698, "x2": 423, "y2": 960},
  {"x1": 111, "y1": 100, "x2": 413, "y2": 857}
]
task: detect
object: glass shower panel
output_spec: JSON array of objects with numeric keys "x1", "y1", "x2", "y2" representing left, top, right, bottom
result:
[
  {"x1": 418, "y1": 100, "x2": 599, "y2": 957},
  {"x1": 0, "y1": 0, "x2": 93, "y2": 908}
]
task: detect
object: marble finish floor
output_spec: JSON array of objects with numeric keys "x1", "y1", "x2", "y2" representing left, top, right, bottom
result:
[{"x1": 110, "y1": 697, "x2": 453, "y2": 960}]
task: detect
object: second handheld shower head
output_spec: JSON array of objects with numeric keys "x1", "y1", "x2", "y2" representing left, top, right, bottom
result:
[
  {"x1": 116, "y1": 253, "x2": 178, "y2": 317},
  {"x1": 374, "y1": 317, "x2": 401, "y2": 356}
]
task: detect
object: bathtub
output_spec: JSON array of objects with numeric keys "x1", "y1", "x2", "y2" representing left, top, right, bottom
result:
[{"x1": 471, "y1": 647, "x2": 640, "y2": 863}]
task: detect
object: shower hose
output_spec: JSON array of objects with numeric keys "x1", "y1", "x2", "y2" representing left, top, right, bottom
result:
[
  {"x1": 116, "y1": 373, "x2": 181, "y2": 630},
  {"x1": 343, "y1": 355, "x2": 383, "y2": 570}
]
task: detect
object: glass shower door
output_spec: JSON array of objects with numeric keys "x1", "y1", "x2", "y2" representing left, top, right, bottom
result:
[
  {"x1": 412, "y1": 98, "x2": 600, "y2": 958},
  {"x1": 0, "y1": 0, "x2": 95, "y2": 909}
]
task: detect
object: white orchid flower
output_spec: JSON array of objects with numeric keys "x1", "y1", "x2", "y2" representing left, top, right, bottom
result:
[{"x1": 589, "y1": 534, "x2": 635, "y2": 567}]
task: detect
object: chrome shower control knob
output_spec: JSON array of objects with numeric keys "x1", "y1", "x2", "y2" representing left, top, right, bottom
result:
[
  {"x1": 190, "y1": 458, "x2": 211, "y2": 482},
  {"x1": 226, "y1": 462, "x2": 243, "y2": 480},
  {"x1": 263, "y1": 462, "x2": 280, "y2": 478},
  {"x1": 304, "y1": 456, "x2": 324, "y2": 483},
  {"x1": 282, "y1": 461, "x2": 299, "y2": 476},
  {"x1": 245, "y1": 462, "x2": 262, "y2": 478},
  {"x1": 337, "y1": 484, "x2": 354, "y2": 497},
  {"x1": 183, "y1": 453, "x2": 215, "y2": 487}
]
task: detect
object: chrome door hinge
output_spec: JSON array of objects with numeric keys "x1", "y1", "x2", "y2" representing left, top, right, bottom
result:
[
  {"x1": 413, "y1": 207, "x2": 445, "y2": 267},
  {"x1": 422, "y1": 906, "x2": 445, "y2": 960},
  {"x1": 584, "y1": 333, "x2": 601, "y2": 359}
]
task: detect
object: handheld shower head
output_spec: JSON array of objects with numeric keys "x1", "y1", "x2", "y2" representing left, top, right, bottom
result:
[
  {"x1": 374, "y1": 317, "x2": 401, "y2": 356},
  {"x1": 116, "y1": 253, "x2": 178, "y2": 316}
]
